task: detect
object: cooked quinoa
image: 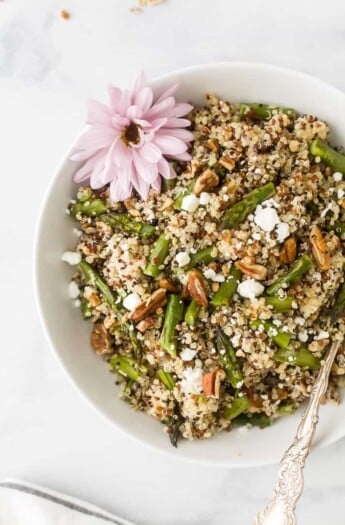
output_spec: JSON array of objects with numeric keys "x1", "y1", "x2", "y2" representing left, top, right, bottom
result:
[{"x1": 64, "y1": 96, "x2": 345, "y2": 445}]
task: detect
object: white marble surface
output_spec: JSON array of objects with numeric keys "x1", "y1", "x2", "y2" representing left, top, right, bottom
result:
[{"x1": 1, "y1": 1, "x2": 345, "y2": 523}]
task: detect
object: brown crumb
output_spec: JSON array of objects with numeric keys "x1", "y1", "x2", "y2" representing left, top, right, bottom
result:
[
  {"x1": 130, "y1": 0, "x2": 165, "y2": 13},
  {"x1": 60, "y1": 10, "x2": 71, "y2": 20},
  {"x1": 130, "y1": 7, "x2": 142, "y2": 14}
]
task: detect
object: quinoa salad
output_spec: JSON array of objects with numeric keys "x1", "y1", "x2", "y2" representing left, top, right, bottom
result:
[{"x1": 63, "y1": 96, "x2": 345, "y2": 446}]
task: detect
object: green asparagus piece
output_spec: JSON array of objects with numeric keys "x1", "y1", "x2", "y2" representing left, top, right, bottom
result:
[
  {"x1": 187, "y1": 247, "x2": 217, "y2": 269},
  {"x1": 211, "y1": 267, "x2": 242, "y2": 307},
  {"x1": 310, "y1": 139, "x2": 345, "y2": 174},
  {"x1": 222, "y1": 182, "x2": 276, "y2": 229},
  {"x1": 99, "y1": 213, "x2": 156, "y2": 239},
  {"x1": 266, "y1": 254, "x2": 313, "y2": 296},
  {"x1": 216, "y1": 327, "x2": 243, "y2": 389},
  {"x1": 278, "y1": 401, "x2": 297, "y2": 415},
  {"x1": 162, "y1": 178, "x2": 177, "y2": 192},
  {"x1": 174, "y1": 179, "x2": 196, "y2": 210},
  {"x1": 156, "y1": 370, "x2": 175, "y2": 391},
  {"x1": 223, "y1": 395, "x2": 249, "y2": 420},
  {"x1": 80, "y1": 297, "x2": 92, "y2": 320},
  {"x1": 233, "y1": 413, "x2": 273, "y2": 428},
  {"x1": 251, "y1": 319, "x2": 291, "y2": 349},
  {"x1": 77, "y1": 187, "x2": 93, "y2": 203},
  {"x1": 70, "y1": 199, "x2": 107, "y2": 219},
  {"x1": 144, "y1": 234, "x2": 171, "y2": 277},
  {"x1": 326, "y1": 222, "x2": 345, "y2": 239},
  {"x1": 331, "y1": 280, "x2": 345, "y2": 322},
  {"x1": 160, "y1": 294, "x2": 184, "y2": 356},
  {"x1": 273, "y1": 348, "x2": 321, "y2": 370},
  {"x1": 77, "y1": 260, "x2": 141, "y2": 357},
  {"x1": 110, "y1": 355, "x2": 146, "y2": 381},
  {"x1": 265, "y1": 295, "x2": 295, "y2": 313},
  {"x1": 240, "y1": 103, "x2": 296, "y2": 121},
  {"x1": 185, "y1": 299, "x2": 201, "y2": 327}
]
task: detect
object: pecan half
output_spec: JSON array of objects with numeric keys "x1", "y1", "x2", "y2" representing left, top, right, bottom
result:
[
  {"x1": 280, "y1": 237, "x2": 297, "y2": 264},
  {"x1": 235, "y1": 256, "x2": 267, "y2": 280},
  {"x1": 136, "y1": 316, "x2": 158, "y2": 333},
  {"x1": 310, "y1": 226, "x2": 330, "y2": 271},
  {"x1": 203, "y1": 369, "x2": 225, "y2": 398},
  {"x1": 193, "y1": 169, "x2": 219, "y2": 196},
  {"x1": 219, "y1": 156, "x2": 236, "y2": 172},
  {"x1": 129, "y1": 288, "x2": 167, "y2": 321},
  {"x1": 91, "y1": 322, "x2": 112, "y2": 355},
  {"x1": 158, "y1": 278, "x2": 179, "y2": 293},
  {"x1": 187, "y1": 270, "x2": 208, "y2": 307}
]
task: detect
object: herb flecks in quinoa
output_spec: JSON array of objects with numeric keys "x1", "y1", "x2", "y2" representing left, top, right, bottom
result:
[{"x1": 64, "y1": 95, "x2": 345, "y2": 445}]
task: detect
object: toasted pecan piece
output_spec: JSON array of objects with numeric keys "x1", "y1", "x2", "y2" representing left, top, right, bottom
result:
[
  {"x1": 193, "y1": 169, "x2": 219, "y2": 196},
  {"x1": 203, "y1": 369, "x2": 224, "y2": 398},
  {"x1": 280, "y1": 237, "x2": 297, "y2": 264},
  {"x1": 310, "y1": 226, "x2": 330, "y2": 271},
  {"x1": 235, "y1": 256, "x2": 267, "y2": 280},
  {"x1": 158, "y1": 278, "x2": 179, "y2": 293},
  {"x1": 187, "y1": 270, "x2": 208, "y2": 307},
  {"x1": 130, "y1": 288, "x2": 167, "y2": 321},
  {"x1": 91, "y1": 322, "x2": 112, "y2": 355}
]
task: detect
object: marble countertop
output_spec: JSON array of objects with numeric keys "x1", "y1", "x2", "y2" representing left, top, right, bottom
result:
[{"x1": 1, "y1": 1, "x2": 345, "y2": 523}]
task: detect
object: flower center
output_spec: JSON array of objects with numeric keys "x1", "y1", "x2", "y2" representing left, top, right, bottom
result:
[{"x1": 122, "y1": 122, "x2": 141, "y2": 146}]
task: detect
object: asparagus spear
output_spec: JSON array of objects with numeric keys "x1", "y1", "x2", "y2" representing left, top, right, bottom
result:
[
  {"x1": 211, "y1": 267, "x2": 242, "y2": 307},
  {"x1": 216, "y1": 327, "x2": 243, "y2": 389},
  {"x1": 70, "y1": 199, "x2": 107, "y2": 219},
  {"x1": 251, "y1": 319, "x2": 291, "y2": 349},
  {"x1": 310, "y1": 139, "x2": 345, "y2": 174},
  {"x1": 240, "y1": 103, "x2": 296, "y2": 121},
  {"x1": 331, "y1": 280, "x2": 345, "y2": 322},
  {"x1": 162, "y1": 178, "x2": 177, "y2": 192},
  {"x1": 156, "y1": 370, "x2": 175, "y2": 391},
  {"x1": 222, "y1": 182, "x2": 276, "y2": 229},
  {"x1": 223, "y1": 395, "x2": 249, "y2": 420},
  {"x1": 80, "y1": 296, "x2": 92, "y2": 320},
  {"x1": 78, "y1": 260, "x2": 141, "y2": 357},
  {"x1": 265, "y1": 295, "x2": 295, "y2": 313},
  {"x1": 326, "y1": 222, "x2": 345, "y2": 239},
  {"x1": 278, "y1": 401, "x2": 297, "y2": 415},
  {"x1": 233, "y1": 413, "x2": 272, "y2": 428},
  {"x1": 99, "y1": 213, "x2": 157, "y2": 239},
  {"x1": 266, "y1": 254, "x2": 313, "y2": 296},
  {"x1": 110, "y1": 355, "x2": 146, "y2": 381},
  {"x1": 272, "y1": 348, "x2": 321, "y2": 370},
  {"x1": 187, "y1": 247, "x2": 217, "y2": 269},
  {"x1": 185, "y1": 299, "x2": 201, "y2": 326},
  {"x1": 144, "y1": 234, "x2": 171, "y2": 277},
  {"x1": 160, "y1": 294, "x2": 184, "y2": 356}
]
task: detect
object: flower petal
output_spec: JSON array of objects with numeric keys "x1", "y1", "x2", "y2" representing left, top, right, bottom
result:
[
  {"x1": 87, "y1": 100, "x2": 111, "y2": 126},
  {"x1": 131, "y1": 167, "x2": 151, "y2": 200},
  {"x1": 132, "y1": 150, "x2": 158, "y2": 183},
  {"x1": 132, "y1": 71, "x2": 147, "y2": 100},
  {"x1": 135, "y1": 87, "x2": 153, "y2": 114},
  {"x1": 113, "y1": 138, "x2": 132, "y2": 168},
  {"x1": 140, "y1": 141, "x2": 162, "y2": 163},
  {"x1": 118, "y1": 89, "x2": 132, "y2": 116},
  {"x1": 166, "y1": 151, "x2": 192, "y2": 161},
  {"x1": 157, "y1": 157, "x2": 176, "y2": 179},
  {"x1": 109, "y1": 171, "x2": 133, "y2": 202},
  {"x1": 164, "y1": 117, "x2": 191, "y2": 128},
  {"x1": 112, "y1": 115, "x2": 130, "y2": 130},
  {"x1": 153, "y1": 134, "x2": 188, "y2": 155},
  {"x1": 73, "y1": 150, "x2": 105, "y2": 183},
  {"x1": 167, "y1": 102, "x2": 193, "y2": 117},
  {"x1": 108, "y1": 86, "x2": 122, "y2": 113},
  {"x1": 154, "y1": 83, "x2": 178, "y2": 104},
  {"x1": 161, "y1": 128, "x2": 194, "y2": 142},
  {"x1": 74, "y1": 126, "x2": 115, "y2": 152},
  {"x1": 126, "y1": 105, "x2": 143, "y2": 121},
  {"x1": 151, "y1": 175, "x2": 162, "y2": 192},
  {"x1": 144, "y1": 96, "x2": 175, "y2": 120}
]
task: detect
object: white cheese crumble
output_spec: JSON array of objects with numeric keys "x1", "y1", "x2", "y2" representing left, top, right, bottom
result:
[
  {"x1": 338, "y1": 189, "x2": 345, "y2": 200},
  {"x1": 181, "y1": 194, "x2": 200, "y2": 213},
  {"x1": 180, "y1": 348, "x2": 198, "y2": 361},
  {"x1": 320, "y1": 202, "x2": 333, "y2": 218},
  {"x1": 252, "y1": 232, "x2": 262, "y2": 241},
  {"x1": 237, "y1": 278, "x2": 264, "y2": 299},
  {"x1": 123, "y1": 293, "x2": 141, "y2": 312},
  {"x1": 294, "y1": 316, "x2": 306, "y2": 326},
  {"x1": 254, "y1": 205, "x2": 280, "y2": 232},
  {"x1": 61, "y1": 251, "x2": 81, "y2": 266},
  {"x1": 298, "y1": 331, "x2": 309, "y2": 343},
  {"x1": 74, "y1": 299, "x2": 81, "y2": 308},
  {"x1": 68, "y1": 281, "x2": 80, "y2": 299},
  {"x1": 333, "y1": 172, "x2": 343, "y2": 182},
  {"x1": 314, "y1": 330, "x2": 329, "y2": 340},
  {"x1": 175, "y1": 252, "x2": 191, "y2": 267},
  {"x1": 181, "y1": 366, "x2": 203, "y2": 394},
  {"x1": 199, "y1": 192, "x2": 211, "y2": 205},
  {"x1": 203, "y1": 269, "x2": 225, "y2": 282},
  {"x1": 276, "y1": 222, "x2": 290, "y2": 242},
  {"x1": 73, "y1": 228, "x2": 82, "y2": 237},
  {"x1": 231, "y1": 334, "x2": 241, "y2": 347}
]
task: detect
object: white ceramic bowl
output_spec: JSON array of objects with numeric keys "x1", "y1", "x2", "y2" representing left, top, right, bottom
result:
[{"x1": 35, "y1": 62, "x2": 345, "y2": 467}]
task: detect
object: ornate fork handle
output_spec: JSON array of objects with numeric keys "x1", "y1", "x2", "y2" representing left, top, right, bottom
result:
[{"x1": 255, "y1": 339, "x2": 341, "y2": 525}]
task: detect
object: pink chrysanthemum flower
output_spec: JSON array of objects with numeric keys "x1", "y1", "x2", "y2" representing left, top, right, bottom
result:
[{"x1": 72, "y1": 72, "x2": 194, "y2": 201}]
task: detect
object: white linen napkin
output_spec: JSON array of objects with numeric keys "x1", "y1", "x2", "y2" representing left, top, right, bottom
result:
[{"x1": 0, "y1": 480, "x2": 134, "y2": 525}]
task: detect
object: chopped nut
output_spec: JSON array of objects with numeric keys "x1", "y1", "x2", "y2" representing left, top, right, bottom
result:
[
  {"x1": 310, "y1": 226, "x2": 331, "y2": 271},
  {"x1": 235, "y1": 256, "x2": 267, "y2": 280},
  {"x1": 187, "y1": 270, "x2": 208, "y2": 307},
  {"x1": 206, "y1": 139, "x2": 220, "y2": 152},
  {"x1": 130, "y1": 288, "x2": 167, "y2": 321},
  {"x1": 137, "y1": 316, "x2": 157, "y2": 332},
  {"x1": 158, "y1": 278, "x2": 179, "y2": 292},
  {"x1": 203, "y1": 369, "x2": 224, "y2": 398},
  {"x1": 211, "y1": 282, "x2": 220, "y2": 292},
  {"x1": 60, "y1": 9, "x2": 70, "y2": 20},
  {"x1": 308, "y1": 339, "x2": 330, "y2": 353},
  {"x1": 326, "y1": 232, "x2": 341, "y2": 252},
  {"x1": 280, "y1": 237, "x2": 297, "y2": 264},
  {"x1": 289, "y1": 140, "x2": 300, "y2": 152},
  {"x1": 91, "y1": 322, "x2": 112, "y2": 355},
  {"x1": 193, "y1": 169, "x2": 219, "y2": 196},
  {"x1": 160, "y1": 197, "x2": 174, "y2": 211},
  {"x1": 89, "y1": 292, "x2": 101, "y2": 307},
  {"x1": 219, "y1": 157, "x2": 236, "y2": 171}
]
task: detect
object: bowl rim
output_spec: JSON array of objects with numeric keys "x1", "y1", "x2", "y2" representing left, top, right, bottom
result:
[{"x1": 34, "y1": 61, "x2": 345, "y2": 468}]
